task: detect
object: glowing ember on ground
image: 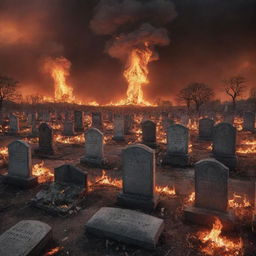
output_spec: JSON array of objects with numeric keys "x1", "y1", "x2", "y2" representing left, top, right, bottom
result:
[
  {"x1": 198, "y1": 218, "x2": 243, "y2": 256},
  {"x1": 187, "y1": 119, "x2": 198, "y2": 131},
  {"x1": 228, "y1": 192, "x2": 251, "y2": 208},
  {"x1": 237, "y1": 139, "x2": 256, "y2": 154},
  {"x1": 0, "y1": 147, "x2": 8, "y2": 159},
  {"x1": 234, "y1": 117, "x2": 243, "y2": 131},
  {"x1": 24, "y1": 137, "x2": 39, "y2": 144},
  {"x1": 186, "y1": 192, "x2": 195, "y2": 205},
  {"x1": 32, "y1": 161, "x2": 54, "y2": 183},
  {"x1": 44, "y1": 246, "x2": 64, "y2": 256},
  {"x1": 54, "y1": 134, "x2": 84, "y2": 144},
  {"x1": 155, "y1": 185, "x2": 176, "y2": 196}
]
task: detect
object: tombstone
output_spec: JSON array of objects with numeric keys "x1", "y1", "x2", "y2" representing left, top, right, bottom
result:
[
  {"x1": 54, "y1": 164, "x2": 87, "y2": 189},
  {"x1": 74, "y1": 110, "x2": 84, "y2": 132},
  {"x1": 27, "y1": 113, "x2": 33, "y2": 125},
  {"x1": 113, "y1": 114, "x2": 125, "y2": 141},
  {"x1": 35, "y1": 123, "x2": 54, "y2": 155},
  {"x1": 184, "y1": 158, "x2": 234, "y2": 230},
  {"x1": 243, "y1": 111, "x2": 255, "y2": 132},
  {"x1": 42, "y1": 111, "x2": 50, "y2": 122},
  {"x1": 124, "y1": 114, "x2": 132, "y2": 135},
  {"x1": 108, "y1": 111, "x2": 113, "y2": 122},
  {"x1": 80, "y1": 128, "x2": 105, "y2": 166},
  {"x1": 0, "y1": 220, "x2": 52, "y2": 256},
  {"x1": 224, "y1": 113, "x2": 234, "y2": 125},
  {"x1": 4, "y1": 140, "x2": 38, "y2": 188},
  {"x1": 91, "y1": 112, "x2": 103, "y2": 130},
  {"x1": 164, "y1": 124, "x2": 189, "y2": 167},
  {"x1": 199, "y1": 118, "x2": 214, "y2": 141},
  {"x1": 85, "y1": 207, "x2": 164, "y2": 250},
  {"x1": 142, "y1": 120, "x2": 157, "y2": 149},
  {"x1": 63, "y1": 120, "x2": 75, "y2": 136},
  {"x1": 8, "y1": 114, "x2": 19, "y2": 134},
  {"x1": 212, "y1": 122, "x2": 237, "y2": 169},
  {"x1": 31, "y1": 113, "x2": 38, "y2": 136},
  {"x1": 162, "y1": 118, "x2": 174, "y2": 132},
  {"x1": 117, "y1": 144, "x2": 158, "y2": 211}
]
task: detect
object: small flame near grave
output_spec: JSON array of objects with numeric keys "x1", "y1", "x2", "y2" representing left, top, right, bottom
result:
[
  {"x1": 0, "y1": 146, "x2": 8, "y2": 160},
  {"x1": 32, "y1": 161, "x2": 54, "y2": 183},
  {"x1": 237, "y1": 139, "x2": 256, "y2": 154},
  {"x1": 197, "y1": 218, "x2": 243, "y2": 256},
  {"x1": 44, "y1": 246, "x2": 63, "y2": 256},
  {"x1": 54, "y1": 134, "x2": 85, "y2": 144}
]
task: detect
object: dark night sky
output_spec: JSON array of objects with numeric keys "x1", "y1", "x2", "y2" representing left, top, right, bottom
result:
[{"x1": 0, "y1": 0, "x2": 255, "y2": 104}]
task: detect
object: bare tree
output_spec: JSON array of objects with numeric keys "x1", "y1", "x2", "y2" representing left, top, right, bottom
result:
[
  {"x1": 0, "y1": 75, "x2": 19, "y2": 110},
  {"x1": 26, "y1": 94, "x2": 43, "y2": 105},
  {"x1": 223, "y1": 76, "x2": 247, "y2": 111},
  {"x1": 177, "y1": 87, "x2": 193, "y2": 112},
  {"x1": 188, "y1": 82, "x2": 214, "y2": 115}
]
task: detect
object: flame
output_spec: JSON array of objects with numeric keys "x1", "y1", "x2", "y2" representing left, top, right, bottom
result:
[
  {"x1": 198, "y1": 218, "x2": 243, "y2": 255},
  {"x1": 234, "y1": 117, "x2": 243, "y2": 131},
  {"x1": 32, "y1": 161, "x2": 54, "y2": 183},
  {"x1": 0, "y1": 147, "x2": 8, "y2": 160},
  {"x1": 237, "y1": 139, "x2": 256, "y2": 154},
  {"x1": 228, "y1": 192, "x2": 251, "y2": 209},
  {"x1": 156, "y1": 185, "x2": 176, "y2": 196},
  {"x1": 43, "y1": 57, "x2": 75, "y2": 103},
  {"x1": 54, "y1": 134, "x2": 85, "y2": 144},
  {"x1": 44, "y1": 247, "x2": 63, "y2": 256}
]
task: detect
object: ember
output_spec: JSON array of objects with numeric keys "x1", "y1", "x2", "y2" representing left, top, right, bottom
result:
[
  {"x1": 155, "y1": 185, "x2": 176, "y2": 196},
  {"x1": 44, "y1": 246, "x2": 63, "y2": 256},
  {"x1": 54, "y1": 134, "x2": 85, "y2": 144},
  {"x1": 237, "y1": 139, "x2": 256, "y2": 154},
  {"x1": 198, "y1": 218, "x2": 243, "y2": 256},
  {"x1": 0, "y1": 146, "x2": 8, "y2": 160}
]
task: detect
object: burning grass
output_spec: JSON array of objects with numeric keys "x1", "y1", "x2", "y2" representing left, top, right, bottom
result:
[
  {"x1": 237, "y1": 139, "x2": 256, "y2": 154},
  {"x1": 54, "y1": 134, "x2": 85, "y2": 144},
  {"x1": 197, "y1": 218, "x2": 243, "y2": 256}
]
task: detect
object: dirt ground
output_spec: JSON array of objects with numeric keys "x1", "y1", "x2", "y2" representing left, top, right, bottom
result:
[{"x1": 0, "y1": 130, "x2": 255, "y2": 256}]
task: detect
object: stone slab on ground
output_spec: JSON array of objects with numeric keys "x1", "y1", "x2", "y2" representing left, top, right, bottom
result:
[
  {"x1": 0, "y1": 220, "x2": 52, "y2": 256},
  {"x1": 184, "y1": 206, "x2": 235, "y2": 231},
  {"x1": 85, "y1": 207, "x2": 164, "y2": 250}
]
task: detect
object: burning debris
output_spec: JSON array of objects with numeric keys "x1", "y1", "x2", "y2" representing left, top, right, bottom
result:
[{"x1": 32, "y1": 161, "x2": 54, "y2": 183}]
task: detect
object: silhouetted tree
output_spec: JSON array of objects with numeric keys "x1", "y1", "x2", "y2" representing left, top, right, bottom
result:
[
  {"x1": 177, "y1": 87, "x2": 193, "y2": 112},
  {"x1": 223, "y1": 76, "x2": 247, "y2": 111},
  {"x1": 0, "y1": 75, "x2": 19, "y2": 111}
]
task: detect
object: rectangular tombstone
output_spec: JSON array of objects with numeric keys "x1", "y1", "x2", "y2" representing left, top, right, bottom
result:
[
  {"x1": 113, "y1": 114, "x2": 125, "y2": 141},
  {"x1": 164, "y1": 124, "x2": 189, "y2": 167},
  {"x1": 35, "y1": 123, "x2": 54, "y2": 155},
  {"x1": 199, "y1": 118, "x2": 214, "y2": 141},
  {"x1": 212, "y1": 122, "x2": 237, "y2": 169},
  {"x1": 9, "y1": 114, "x2": 19, "y2": 134},
  {"x1": 117, "y1": 144, "x2": 158, "y2": 211},
  {"x1": 80, "y1": 128, "x2": 105, "y2": 166},
  {"x1": 54, "y1": 164, "x2": 87, "y2": 189},
  {"x1": 184, "y1": 158, "x2": 235, "y2": 230},
  {"x1": 142, "y1": 120, "x2": 157, "y2": 149},
  {"x1": 85, "y1": 207, "x2": 164, "y2": 250},
  {"x1": 0, "y1": 220, "x2": 52, "y2": 256},
  {"x1": 243, "y1": 111, "x2": 255, "y2": 132},
  {"x1": 74, "y1": 111, "x2": 84, "y2": 132},
  {"x1": 4, "y1": 140, "x2": 37, "y2": 188},
  {"x1": 124, "y1": 114, "x2": 133, "y2": 135},
  {"x1": 63, "y1": 120, "x2": 74, "y2": 136},
  {"x1": 91, "y1": 112, "x2": 103, "y2": 130}
]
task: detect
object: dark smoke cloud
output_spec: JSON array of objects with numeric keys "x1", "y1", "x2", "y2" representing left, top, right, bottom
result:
[
  {"x1": 107, "y1": 23, "x2": 170, "y2": 61},
  {"x1": 90, "y1": 0, "x2": 177, "y2": 35},
  {"x1": 0, "y1": 0, "x2": 255, "y2": 104}
]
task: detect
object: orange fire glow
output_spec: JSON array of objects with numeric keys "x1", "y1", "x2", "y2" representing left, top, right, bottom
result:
[
  {"x1": 32, "y1": 161, "x2": 54, "y2": 183},
  {"x1": 237, "y1": 139, "x2": 256, "y2": 154},
  {"x1": 155, "y1": 185, "x2": 176, "y2": 196},
  {"x1": 44, "y1": 246, "x2": 63, "y2": 256},
  {"x1": 0, "y1": 147, "x2": 8, "y2": 160},
  {"x1": 198, "y1": 218, "x2": 243, "y2": 255},
  {"x1": 43, "y1": 57, "x2": 75, "y2": 103},
  {"x1": 54, "y1": 134, "x2": 85, "y2": 144}
]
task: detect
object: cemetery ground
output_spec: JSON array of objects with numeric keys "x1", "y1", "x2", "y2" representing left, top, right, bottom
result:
[{"x1": 0, "y1": 128, "x2": 255, "y2": 255}]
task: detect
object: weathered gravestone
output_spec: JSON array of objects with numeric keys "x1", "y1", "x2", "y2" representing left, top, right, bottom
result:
[
  {"x1": 35, "y1": 123, "x2": 54, "y2": 155},
  {"x1": 0, "y1": 220, "x2": 52, "y2": 256},
  {"x1": 124, "y1": 114, "x2": 133, "y2": 135},
  {"x1": 142, "y1": 120, "x2": 157, "y2": 148},
  {"x1": 31, "y1": 112, "x2": 38, "y2": 136},
  {"x1": 55, "y1": 164, "x2": 87, "y2": 189},
  {"x1": 117, "y1": 144, "x2": 158, "y2": 211},
  {"x1": 4, "y1": 140, "x2": 38, "y2": 188},
  {"x1": 63, "y1": 120, "x2": 74, "y2": 136},
  {"x1": 85, "y1": 207, "x2": 164, "y2": 250},
  {"x1": 80, "y1": 128, "x2": 105, "y2": 166},
  {"x1": 91, "y1": 112, "x2": 103, "y2": 130},
  {"x1": 164, "y1": 124, "x2": 189, "y2": 167},
  {"x1": 199, "y1": 118, "x2": 214, "y2": 141},
  {"x1": 184, "y1": 158, "x2": 234, "y2": 230},
  {"x1": 212, "y1": 122, "x2": 237, "y2": 169},
  {"x1": 243, "y1": 111, "x2": 255, "y2": 132},
  {"x1": 8, "y1": 114, "x2": 19, "y2": 134},
  {"x1": 74, "y1": 110, "x2": 84, "y2": 132},
  {"x1": 113, "y1": 114, "x2": 125, "y2": 141}
]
